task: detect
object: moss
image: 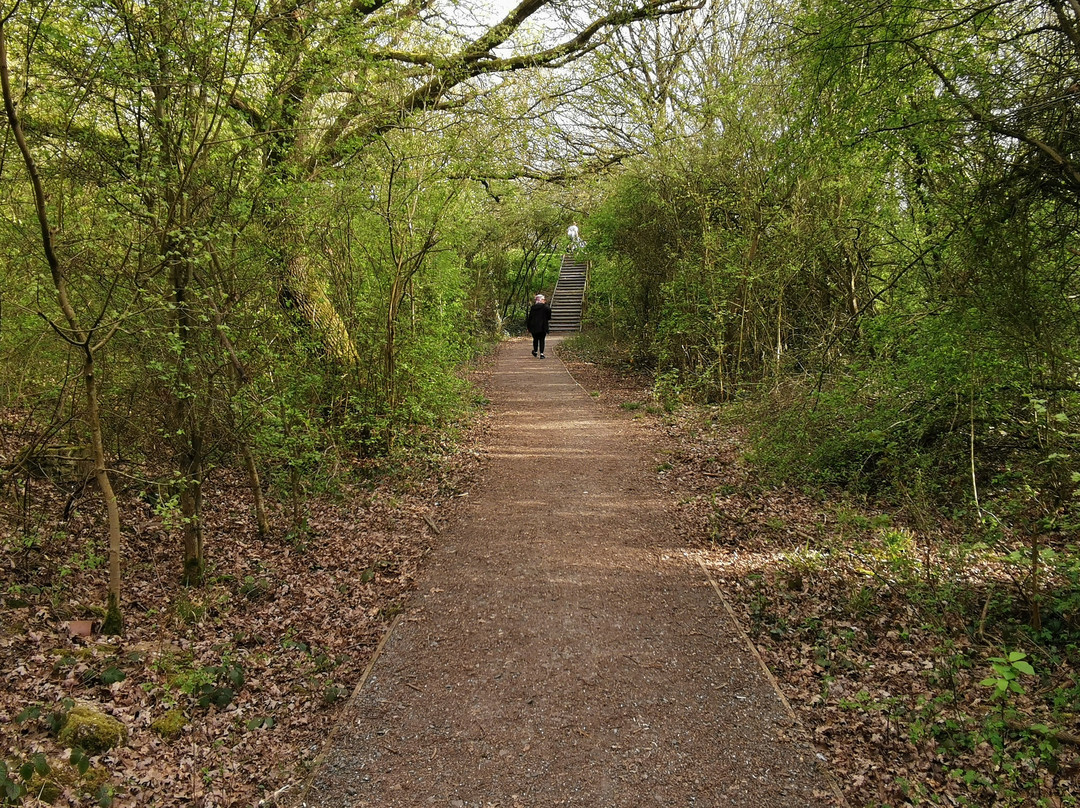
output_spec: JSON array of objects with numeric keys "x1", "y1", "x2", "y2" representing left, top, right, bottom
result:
[
  {"x1": 26, "y1": 759, "x2": 109, "y2": 805},
  {"x1": 26, "y1": 770, "x2": 64, "y2": 804},
  {"x1": 151, "y1": 708, "x2": 188, "y2": 739},
  {"x1": 101, "y1": 593, "x2": 123, "y2": 635},
  {"x1": 50, "y1": 646, "x2": 97, "y2": 662},
  {"x1": 57, "y1": 705, "x2": 127, "y2": 753}
]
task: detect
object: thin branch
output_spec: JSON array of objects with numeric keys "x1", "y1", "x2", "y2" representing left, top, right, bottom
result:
[
  {"x1": 0, "y1": 15, "x2": 86, "y2": 344},
  {"x1": 911, "y1": 44, "x2": 1080, "y2": 190}
]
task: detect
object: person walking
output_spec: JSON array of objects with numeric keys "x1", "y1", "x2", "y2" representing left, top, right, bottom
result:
[
  {"x1": 567, "y1": 223, "x2": 585, "y2": 252},
  {"x1": 527, "y1": 293, "x2": 552, "y2": 358}
]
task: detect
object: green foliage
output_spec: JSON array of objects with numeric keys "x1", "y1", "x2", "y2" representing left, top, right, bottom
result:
[
  {"x1": 0, "y1": 748, "x2": 113, "y2": 807},
  {"x1": 748, "y1": 506, "x2": 1074, "y2": 804},
  {"x1": 193, "y1": 663, "x2": 244, "y2": 710},
  {"x1": 466, "y1": 192, "x2": 567, "y2": 333},
  {"x1": 244, "y1": 716, "x2": 275, "y2": 731},
  {"x1": 0, "y1": 753, "x2": 48, "y2": 806},
  {"x1": 980, "y1": 651, "x2": 1036, "y2": 699},
  {"x1": 161, "y1": 655, "x2": 244, "y2": 711},
  {"x1": 13, "y1": 698, "x2": 77, "y2": 739}
]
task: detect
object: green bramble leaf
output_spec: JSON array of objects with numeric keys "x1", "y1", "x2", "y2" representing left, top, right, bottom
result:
[{"x1": 32, "y1": 753, "x2": 49, "y2": 777}]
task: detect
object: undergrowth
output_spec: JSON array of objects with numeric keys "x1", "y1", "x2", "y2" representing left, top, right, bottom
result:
[
  {"x1": 736, "y1": 501, "x2": 1080, "y2": 806},
  {"x1": 567, "y1": 333, "x2": 1080, "y2": 805}
]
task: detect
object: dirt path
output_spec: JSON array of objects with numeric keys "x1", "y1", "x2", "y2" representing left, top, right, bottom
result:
[{"x1": 295, "y1": 338, "x2": 838, "y2": 807}]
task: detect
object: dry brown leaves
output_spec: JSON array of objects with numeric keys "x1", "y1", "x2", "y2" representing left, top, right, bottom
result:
[
  {"x1": 3, "y1": 344, "x2": 1078, "y2": 807},
  {"x1": 559, "y1": 353, "x2": 1080, "y2": 808},
  {"x1": 0, "y1": 403, "x2": 490, "y2": 806}
]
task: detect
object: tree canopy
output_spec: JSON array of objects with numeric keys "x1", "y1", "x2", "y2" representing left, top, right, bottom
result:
[{"x1": 1, "y1": 0, "x2": 1079, "y2": 804}]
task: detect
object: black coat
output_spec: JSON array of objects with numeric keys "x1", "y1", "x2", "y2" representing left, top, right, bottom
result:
[{"x1": 527, "y1": 302, "x2": 551, "y2": 335}]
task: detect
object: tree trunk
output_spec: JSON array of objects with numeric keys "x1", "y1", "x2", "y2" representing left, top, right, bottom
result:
[
  {"x1": 282, "y1": 234, "x2": 360, "y2": 365},
  {"x1": 85, "y1": 355, "x2": 124, "y2": 635},
  {"x1": 1, "y1": 22, "x2": 124, "y2": 632},
  {"x1": 179, "y1": 446, "x2": 205, "y2": 586},
  {"x1": 168, "y1": 244, "x2": 206, "y2": 586},
  {"x1": 241, "y1": 444, "x2": 270, "y2": 538}
]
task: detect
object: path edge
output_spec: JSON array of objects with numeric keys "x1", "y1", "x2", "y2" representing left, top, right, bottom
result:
[
  {"x1": 285, "y1": 612, "x2": 404, "y2": 808},
  {"x1": 693, "y1": 554, "x2": 848, "y2": 806}
]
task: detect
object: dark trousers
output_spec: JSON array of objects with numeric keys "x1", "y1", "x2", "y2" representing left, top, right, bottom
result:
[{"x1": 532, "y1": 333, "x2": 546, "y2": 355}]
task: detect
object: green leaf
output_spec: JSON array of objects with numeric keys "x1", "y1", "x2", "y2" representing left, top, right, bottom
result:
[
  {"x1": 100, "y1": 666, "x2": 126, "y2": 685},
  {"x1": 71, "y1": 748, "x2": 91, "y2": 776},
  {"x1": 19, "y1": 762, "x2": 34, "y2": 782},
  {"x1": 15, "y1": 706, "x2": 41, "y2": 723},
  {"x1": 226, "y1": 665, "x2": 244, "y2": 689},
  {"x1": 1012, "y1": 661, "x2": 1035, "y2": 675},
  {"x1": 1007, "y1": 651, "x2": 1027, "y2": 662},
  {"x1": 213, "y1": 687, "x2": 234, "y2": 708},
  {"x1": 32, "y1": 753, "x2": 49, "y2": 777}
]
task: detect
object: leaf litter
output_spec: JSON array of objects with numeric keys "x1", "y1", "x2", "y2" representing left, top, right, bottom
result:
[
  {"x1": 2, "y1": 347, "x2": 1078, "y2": 806},
  {"x1": 560, "y1": 352, "x2": 1079, "y2": 807},
  {"x1": 0, "y1": 401, "x2": 491, "y2": 806}
]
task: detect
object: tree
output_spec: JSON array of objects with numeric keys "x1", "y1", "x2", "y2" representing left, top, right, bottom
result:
[
  {"x1": 0, "y1": 8, "x2": 130, "y2": 632},
  {"x1": 233, "y1": 0, "x2": 703, "y2": 361},
  {"x1": 0, "y1": 0, "x2": 711, "y2": 615}
]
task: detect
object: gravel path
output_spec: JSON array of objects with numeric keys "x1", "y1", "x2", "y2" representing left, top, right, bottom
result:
[{"x1": 296, "y1": 337, "x2": 838, "y2": 807}]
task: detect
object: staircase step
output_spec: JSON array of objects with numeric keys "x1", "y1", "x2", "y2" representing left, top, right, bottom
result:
[{"x1": 548, "y1": 254, "x2": 589, "y2": 333}]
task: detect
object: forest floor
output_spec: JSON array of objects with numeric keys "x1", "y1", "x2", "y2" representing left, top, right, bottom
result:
[
  {"x1": 558, "y1": 351, "x2": 1078, "y2": 808},
  {"x1": 292, "y1": 336, "x2": 839, "y2": 807},
  {"x1": 1, "y1": 336, "x2": 1076, "y2": 807}
]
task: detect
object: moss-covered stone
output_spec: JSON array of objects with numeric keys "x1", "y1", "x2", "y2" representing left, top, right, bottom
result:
[
  {"x1": 151, "y1": 708, "x2": 188, "y2": 739},
  {"x1": 81, "y1": 764, "x2": 110, "y2": 793},
  {"x1": 28, "y1": 760, "x2": 110, "y2": 805},
  {"x1": 57, "y1": 705, "x2": 127, "y2": 753},
  {"x1": 26, "y1": 769, "x2": 62, "y2": 803},
  {"x1": 27, "y1": 769, "x2": 64, "y2": 804}
]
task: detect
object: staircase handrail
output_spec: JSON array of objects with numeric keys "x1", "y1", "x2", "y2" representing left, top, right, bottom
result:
[{"x1": 581, "y1": 260, "x2": 589, "y2": 326}]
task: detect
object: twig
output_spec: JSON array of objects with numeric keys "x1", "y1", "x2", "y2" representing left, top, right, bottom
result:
[
  {"x1": 978, "y1": 590, "x2": 992, "y2": 642},
  {"x1": 1005, "y1": 718, "x2": 1080, "y2": 747}
]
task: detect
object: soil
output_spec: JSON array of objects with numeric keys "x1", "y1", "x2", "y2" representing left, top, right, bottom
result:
[{"x1": 293, "y1": 337, "x2": 841, "y2": 807}]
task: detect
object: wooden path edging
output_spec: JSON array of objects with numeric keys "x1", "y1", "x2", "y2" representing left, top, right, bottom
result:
[{"x1": 693, "y1": 554, "x2": 849, "y2": 807}]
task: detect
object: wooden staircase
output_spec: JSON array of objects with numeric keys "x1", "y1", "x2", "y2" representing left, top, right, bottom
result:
[{"x1": 550, "y1": 255, "x2": 588, "y2": 333}]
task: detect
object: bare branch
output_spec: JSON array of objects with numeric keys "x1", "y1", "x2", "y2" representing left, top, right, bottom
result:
[{"x1": 0, "y1": 17, "x2": 86, "y2": 345}]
